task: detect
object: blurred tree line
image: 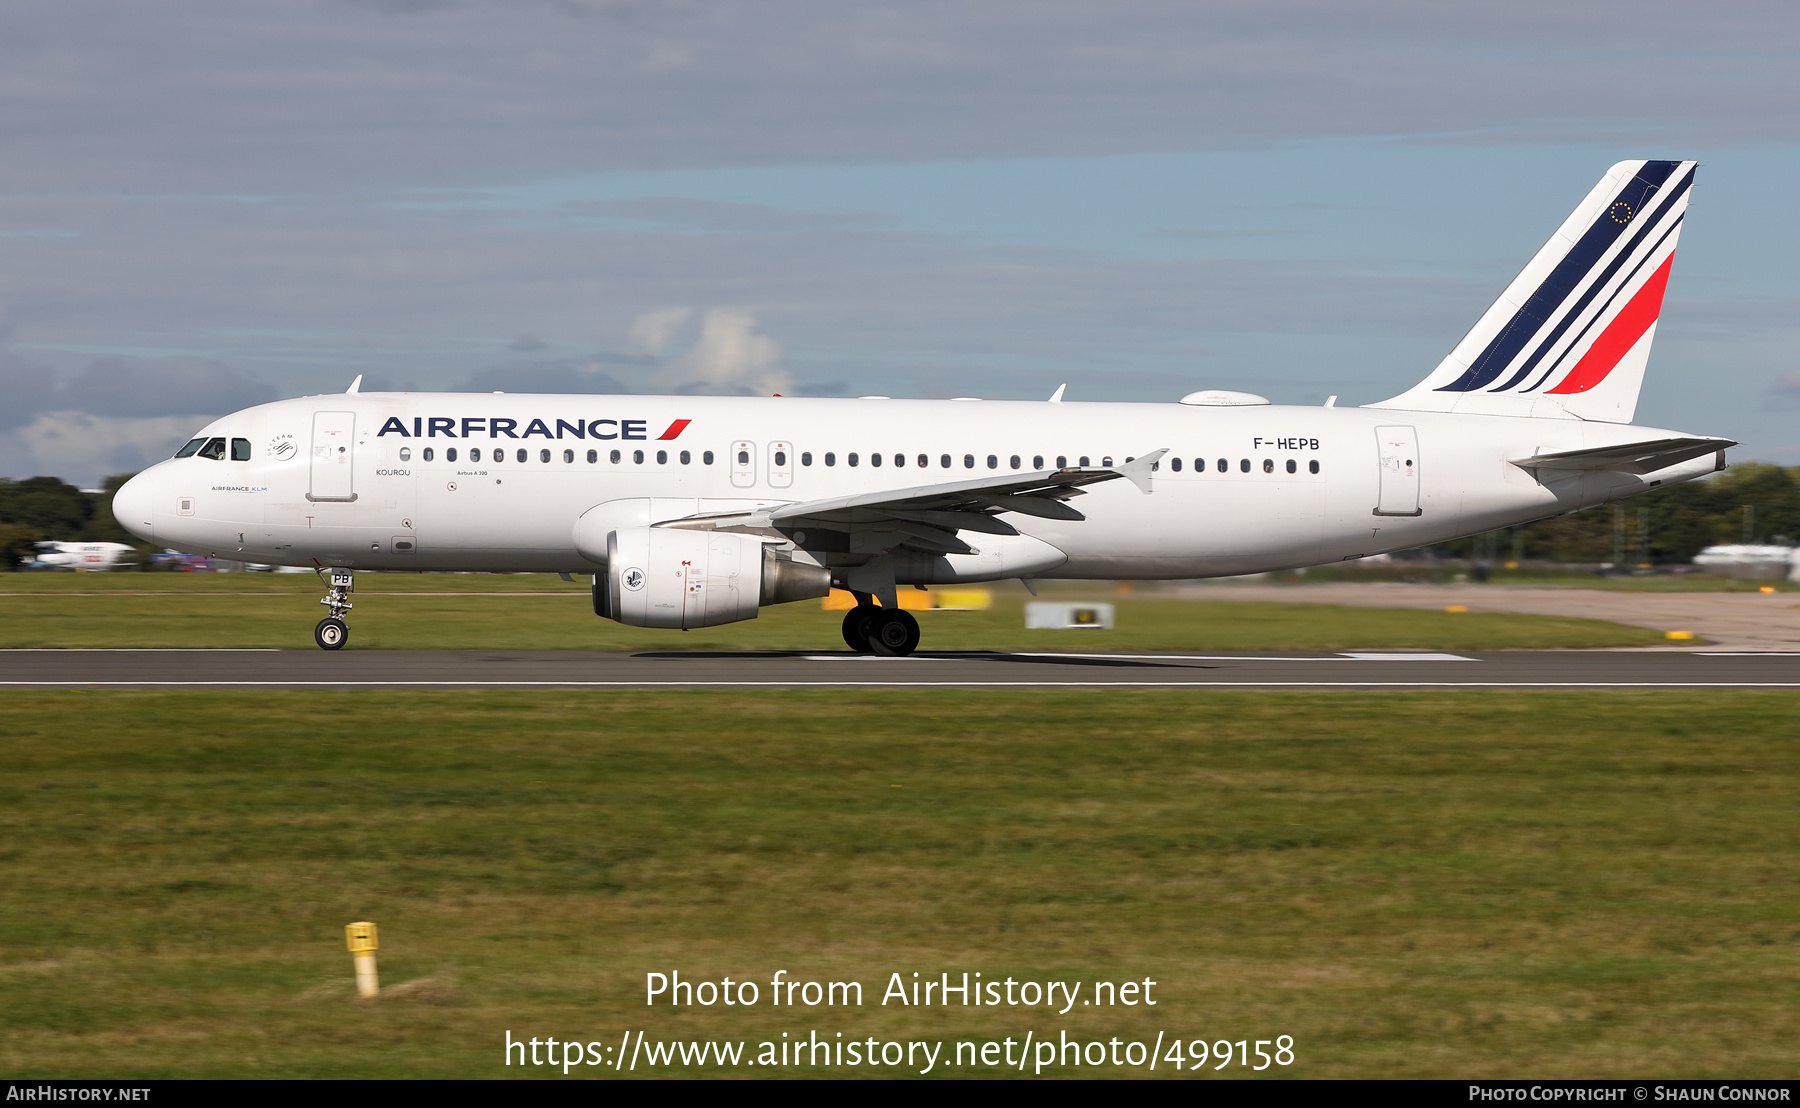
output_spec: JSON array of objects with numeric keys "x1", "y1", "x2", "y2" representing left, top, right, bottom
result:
[
  {"x1": 0, "y1": 474, "x2": 148, "y2": 568},
  {"x1": 1431, "y1": 463, "x2": 1800, "y2": 564}
]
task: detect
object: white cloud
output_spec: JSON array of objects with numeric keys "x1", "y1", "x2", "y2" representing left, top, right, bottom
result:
[
  {"x1": 655, "y1": 309, "x2": 790, "y2": 396},
  {"x1": 9, "y1": 411, "x2": 208, "y2": 486},
  {"x1": 627, "y1": 306, "x2": 694, "y2": 355}
]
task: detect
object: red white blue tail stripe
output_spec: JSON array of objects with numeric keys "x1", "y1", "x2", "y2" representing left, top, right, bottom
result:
[{"x1": 1373, "y1": 160, "x2": 1696, "y2": 424}]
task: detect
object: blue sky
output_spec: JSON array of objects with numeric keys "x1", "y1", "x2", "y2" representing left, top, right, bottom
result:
[{"x1": 2, "y1": 1, "x2": 1797, "y2": 484}]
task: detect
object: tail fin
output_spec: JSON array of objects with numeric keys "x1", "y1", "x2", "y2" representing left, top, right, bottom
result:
[{"x1": 1371, "y1": 160, "x2": 1696, "y2": 423}]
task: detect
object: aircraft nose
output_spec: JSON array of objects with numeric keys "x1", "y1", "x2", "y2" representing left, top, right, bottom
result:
[{"x1": 112, "y1": 473, "x2": 155, "y2": 542}]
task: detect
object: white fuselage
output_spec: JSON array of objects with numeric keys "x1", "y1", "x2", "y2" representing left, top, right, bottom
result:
[
  {"x1": 112, "y1": 392, "x2": 1720, "y2": 581},
  {"x1": 108, "y1": 390, "x2": 1713, "y2": 579}
]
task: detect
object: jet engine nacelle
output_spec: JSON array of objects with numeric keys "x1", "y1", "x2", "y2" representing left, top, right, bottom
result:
[{"x1": 597, "y1": 526, "x2": 830, "y2": 629}]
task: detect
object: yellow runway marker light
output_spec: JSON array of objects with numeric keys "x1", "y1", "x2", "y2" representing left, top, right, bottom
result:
[
  {"x1": 1444, "y1": 605, "x2": 1469, "y2": 614},
  {"x1": 1759, "y1": 586, "x2": 1777, "y2": 594},
  {"x1": 1665, "y1": 630, "x2": 1696, "y2": 641},
  {"x1": 345, "y1": 921, "x2": 379, "y2": 998}
]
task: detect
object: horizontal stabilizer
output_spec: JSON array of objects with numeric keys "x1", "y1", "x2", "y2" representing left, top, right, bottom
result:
[{"x1": 1510, "y1": 436, "x2": 1736, "y2": 474}]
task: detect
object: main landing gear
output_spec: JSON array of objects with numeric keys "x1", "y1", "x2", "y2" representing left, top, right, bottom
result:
[
  {"x1": 841, "y1": 604, "x2": 921, "y2": 657},
  {"x1": 314, "y1": 567, "x2": 354, "y2": 650}
]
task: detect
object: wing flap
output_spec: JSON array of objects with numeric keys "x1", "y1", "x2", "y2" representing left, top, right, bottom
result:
[{"x1": 651, "y1": 453, "x2": 1168, "y2": 559}]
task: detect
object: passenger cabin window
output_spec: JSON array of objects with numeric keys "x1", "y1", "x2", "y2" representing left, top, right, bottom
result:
[
  {"x1": 197, "y1": 437, "x2": 226, "y2": 460},
  {"x1": 1009, "y1": 455, "x2": 1021, "y2": 470},
  {"x1": 540, "y1": 448, "x2": 552, "y2": 463},
  {"x1": 871, "y1": 452, "x2": 882, "y2": 467},
  {"x1": 940, "y1": 454, "x2": 951, "y2": 468},
  {"x1": 587, "y1": 449, "x2": 598, "y2": 463},
  {"x1": 230, "y1": 438, "x2": 251, "y2": 461},
  {"x1": 964, "y1": 454, "x2": 974, "y2": 469},
  {"x1": 703, "y1": 451, "x2": 714, "y2": 465},
  {"x1": 774, "y1": 450, "x2": 787, "y2": 467},
  {"x1": 1263, "y1": 459, "x2": 1274, "y2": 473},
  {"x1": 800, "y1": 452, "x2": 811, "y2": 466},
  {"x1": 1285, "y1": 459, "x2": 1296, "y2": 474},
  {"x1": 848, "y1": 453, "x2": 860, "y2": 467},
  {"x1": 469, "y1": 447, "x2": 480, "y2": 461},
  {"x1": 1032, "y1": 455, "x2": 1043, "y2": 469},
  {"x1": 1101, "y1": 456, "x2": 1112, "y2": 467},
  {"x1": 1056, "y1": 456, "x2": 1067, "y2": 469},
  {"x1": 448, "y1": 447, "x2": 459, "y2": 462},
  {"x1": 175, "y1": 438, "x2": 206, "y2": 458},
  {"x1": 399, "y1": 447, "x2": 412, "y2": 461},
  {"x1": 916, "y1": 454, "x2": 927, "y2": 468},
  {"x1": 986, "y1": 455, "x2": 997, "y2": 469},
  {"x1": 1240, "y1": 459, "x2": 1250, "y2": 472},
  {"x1": 423, "y1": 447, "x2": 435, "y2": 462},
  {"x1": 824, "y1": 452, "x2": 836, "y2": 466},
  {"x1": 611, "y1": 450, "x2": 622, "y2": 463},
  {"x1": 633, "y1": 450, "x2": 644, "y2": 464},
  {"x1": 563, "y1": 449, "x2": 574, "y2": 463},
  {"x1": 1217, "y1": 458, "x2": 1227, "y2": 472},
  {"x1": 681, "y1": 450, "x2": 692, "y2": 465},
  {"x1": 1079, "y1": 456, "x2": 1090, "y2": 467},
  {"x1": 893, "y1": 454, "x2": 904, "y2": 468},
  {"x1": 657, "y1": 450, "x2": 668, "y2": 464},
  {"x1": 1309, "y1": 460, "x2": 1320, "y2": 474},
  {"x1": 1170, "y1": 457, "x2": 1181, "y2": 472},
  {"x1": 516, "y1": 448, "x2": 528, "y2": 463}
]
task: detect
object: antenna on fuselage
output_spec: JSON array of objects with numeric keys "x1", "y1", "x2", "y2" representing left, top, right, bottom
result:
[
  {"x1": 1048, "y1": 383, "x2": 1067, "y2": 403},
  {"x1": 345, "y1": 374, "x2": 363, "y2": 394}
]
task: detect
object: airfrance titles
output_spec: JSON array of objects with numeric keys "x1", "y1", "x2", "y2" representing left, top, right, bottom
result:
[{"x1": 377, "y1": 416, "x2": 691, "y2": 441}]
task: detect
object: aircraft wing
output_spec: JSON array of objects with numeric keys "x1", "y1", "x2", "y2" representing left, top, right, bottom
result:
[
  {"x1": 661, "y1": 449, "x2": 1167, "y2": 557},
  {"x1": 1510, "y1": 437, "x2": 1736, "y2": 475}
]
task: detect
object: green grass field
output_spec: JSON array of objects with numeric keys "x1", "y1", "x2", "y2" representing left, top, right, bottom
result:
[
  {"x1": 0, "y1": 573, "x2": 1667, "y2": 650},
  {"x1": 2, "y1": 689, "x2": 1796, "y2": 1078}
]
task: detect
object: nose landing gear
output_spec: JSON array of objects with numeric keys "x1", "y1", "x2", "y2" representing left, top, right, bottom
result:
[
  {"x1": 841, "y1": 604, "x2": 920, "y2": 657},
  {"x1": 314, "y1": 567, "x2": 354, "y2": 650}
]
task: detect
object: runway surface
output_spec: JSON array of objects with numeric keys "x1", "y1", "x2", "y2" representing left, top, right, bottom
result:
[{"x1": 4, "y1": 649, "x2": 1800, "y2": 688}]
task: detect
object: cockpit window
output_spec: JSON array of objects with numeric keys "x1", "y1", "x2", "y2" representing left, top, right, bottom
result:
[
  {"x1": 175, "y1": 438, "x2": 206, "y2": 458},
  {"x1": 197, "y1": 437, "x2": 227, "y2": 460},
  {"x1": 230, "y1": 438, "x2": 251, "y2": 461}
]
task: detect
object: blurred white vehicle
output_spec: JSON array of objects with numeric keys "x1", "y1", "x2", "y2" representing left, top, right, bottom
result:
[
  {"x1": 1692, "y1": 544, "x2": 1799, "y2": 582},
  {"x1": 28, "y1": 541, "x2": 137, "y2": 570}
]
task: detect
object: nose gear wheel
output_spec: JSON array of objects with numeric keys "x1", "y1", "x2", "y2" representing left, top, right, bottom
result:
[{"x1": 314, "y1": 616, "x2": 349, "y2": 650}]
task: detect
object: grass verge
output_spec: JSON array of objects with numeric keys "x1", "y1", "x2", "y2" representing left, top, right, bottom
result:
[
  {"x1": 0, "y1": 575, "x2": 1664, "y2": 650},
  {"x1": 1, "y1": 689, "x2": 1795, "y2": 1077}
]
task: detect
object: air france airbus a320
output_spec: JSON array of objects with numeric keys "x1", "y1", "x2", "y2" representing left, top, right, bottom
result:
[{"x1": 113, "y1": 161, "x2": 1734, "y2": 654}]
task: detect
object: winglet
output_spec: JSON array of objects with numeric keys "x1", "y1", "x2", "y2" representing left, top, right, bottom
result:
[
  {"x1": 345, "y1": 374, "x2": 363, "y2": 394},
  {"x1": 1114, "y1": 448, "x2": 1168, "y2": 493},
  {"x1": 1048, "y1": 383, "x2": 1066, "y2": 403}
]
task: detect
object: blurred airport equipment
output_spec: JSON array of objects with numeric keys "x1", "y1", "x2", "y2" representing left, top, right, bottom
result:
[
  {"x1": 1026, "y1": 601, "x2": 1114, "y2": 629},
  {"x1": 345, "y1": 922, "x2": 379, "y2": 998},
  {"x1": 822, "y1": 587, "x2": 991, "y2": 611},
  {"x1": 149, "y1": 550, "x2": 212, "y2": 571}
]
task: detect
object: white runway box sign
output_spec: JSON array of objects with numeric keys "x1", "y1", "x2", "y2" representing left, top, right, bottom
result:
[{"x1": 1025, "y1": 602, "x2": 1115, "y2": 630}]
